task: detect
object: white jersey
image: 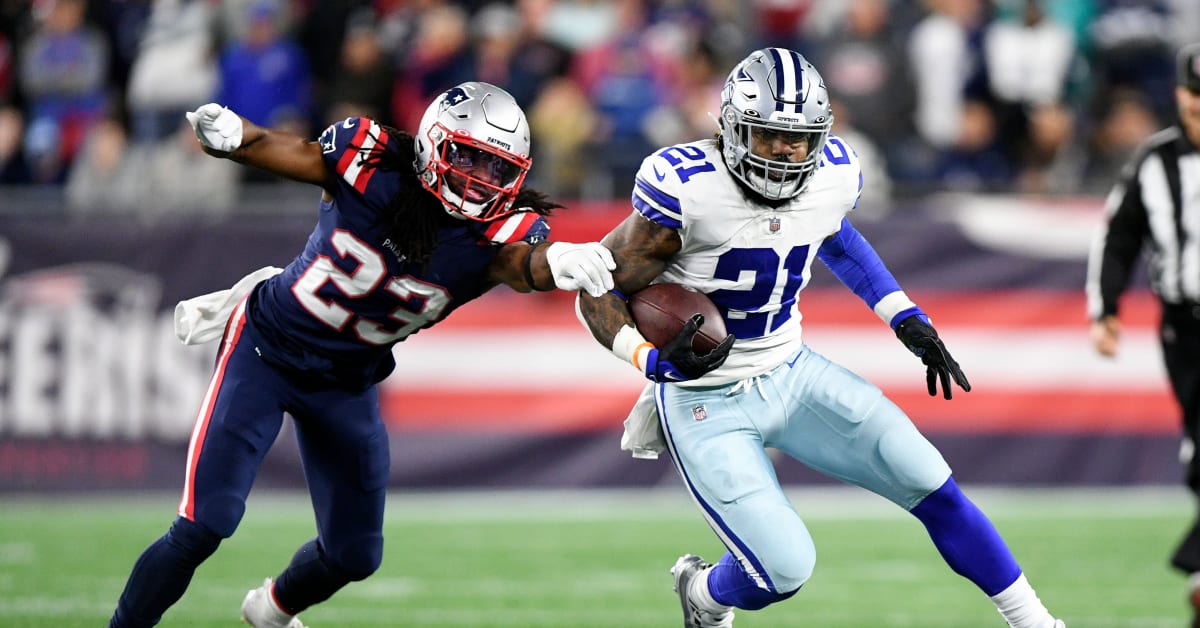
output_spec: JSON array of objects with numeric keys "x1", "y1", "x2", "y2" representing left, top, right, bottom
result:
[{"x1": 631, "y1": 135, "x2": 862, "y2": 385}]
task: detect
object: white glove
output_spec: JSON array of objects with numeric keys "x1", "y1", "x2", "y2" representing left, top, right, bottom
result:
[
  {"x1": 184, "y1": 103, "x2": 243, "y2": 153},
  {"x1": 545, "y1": 241, "x2": 616, "y2": 297}
]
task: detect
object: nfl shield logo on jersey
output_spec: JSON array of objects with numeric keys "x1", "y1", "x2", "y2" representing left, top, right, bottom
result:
[
  {"x1": 692, "y1": 404, "x2": 708, "y2": 421},
  {"x1": 766, "y1": 215, "x2": 782, "y2": 236}
]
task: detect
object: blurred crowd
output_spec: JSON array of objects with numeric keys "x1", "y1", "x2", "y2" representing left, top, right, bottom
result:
[{"x1": 0, "y1": 0, "x2": 1198, "y2": 218}]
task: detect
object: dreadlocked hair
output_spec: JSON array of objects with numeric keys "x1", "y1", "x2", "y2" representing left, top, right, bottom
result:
[{"x1": 350, "y1": 123, "x2": 564, "y2": 267}]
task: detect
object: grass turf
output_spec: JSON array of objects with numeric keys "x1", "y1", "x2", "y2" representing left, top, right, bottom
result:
[{"x1": 0, "y1": 487, "x2": 1192, "y2": 627}]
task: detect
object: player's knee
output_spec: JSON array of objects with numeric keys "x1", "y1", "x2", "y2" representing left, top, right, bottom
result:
[
  {"x1": 192, "y1": 494, "x2": 247, "y2": 538},
  {"x1": 763, "y1": 547, "x2": 815, "y2": 594},
  {"x1": 325, "y1": 534, "x2": 383, "y2": 581},
  {"x1": 167, "y1": 516, "x2": 222, "y2": 560}
]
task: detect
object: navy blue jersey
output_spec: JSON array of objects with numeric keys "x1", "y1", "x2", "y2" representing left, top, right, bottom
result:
[{"x1": 244, "y1": 117, "x2": 549, "y2": 388}]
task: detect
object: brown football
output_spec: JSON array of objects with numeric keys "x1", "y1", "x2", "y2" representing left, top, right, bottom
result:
[{"x1": 629, "y1": 283, "x2": 727, "y2": 353}]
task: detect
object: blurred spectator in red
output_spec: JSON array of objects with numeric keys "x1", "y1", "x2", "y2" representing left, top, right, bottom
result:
[
  {"x1": 324, "y1": 7, "x2": 394, "y2": 123},
  {"x1": 17, "y1": 0, "x2": 111, "y2": 183},
  {"x1": 216, "y1": 0, "x2": 310, "y2": 135},
  {"x1": 124, "y1": 0, "x2": 217, "y2": 143},
  {"x1": 389, "y1": 2, "x2": 470, "y2": 132},
  {"x1": 752, "y1": 0, "x2": 815, "y2": 48}
]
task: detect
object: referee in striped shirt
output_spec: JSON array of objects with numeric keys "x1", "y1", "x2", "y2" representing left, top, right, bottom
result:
[{"x1": 1087, "y1": 42, "x2": 1200, "y2": 622}]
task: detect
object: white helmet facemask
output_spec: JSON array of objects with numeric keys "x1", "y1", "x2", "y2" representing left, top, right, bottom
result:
[{"x1": 414, "y1": 82, "x2": 532, "y2": 221}]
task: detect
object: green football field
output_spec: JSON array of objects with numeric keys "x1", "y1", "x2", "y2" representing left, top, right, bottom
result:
[{"x1": 0, "y1": 486, "x2": 1193, "y2": 627}]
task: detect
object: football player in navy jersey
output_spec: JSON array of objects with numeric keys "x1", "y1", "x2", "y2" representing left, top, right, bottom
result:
[
  {"x1": 107, "y1": 82, "x2": 615, "y2": 628},
  {"x1": 576, "y1": 49, "x2": 1064, "y2": 627}
]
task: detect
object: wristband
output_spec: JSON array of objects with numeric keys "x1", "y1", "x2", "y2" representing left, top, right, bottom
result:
[
  {"x1": 522, "y1": 242, "x2": 551, "y2": 291},
  {"x1": 612, "y1": 325, "x2": 654, "y2": 370}
]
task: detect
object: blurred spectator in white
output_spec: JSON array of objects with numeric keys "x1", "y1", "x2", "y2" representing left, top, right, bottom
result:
[
  {"x1": 216, "y1": 0, "x2": 310, "y2": 134},
  {"x1": 324, "y1": 7, "x2": 394, "y2": 123},
  {"x1": 539, "y1": 0, "x2": 618, "y2": 52},
  {"x1": 984, "y1": 0, "x2": 1079, "y2": 184},
  {"x1": 906, "y1": 0, "x2": 994, "y2": 185},
  {"x1": 809, "y1": 0, "x2": 916, "y2": 183},
  {"x1": 125, "y1": 0, "x2": 218, "y2": 143},
  {"x1": 985, "y1": 0, "x2": 1076, "y2": 108},
  {"x1": 18, "y1": 0, "x2": 110, "y2": 183},
  {"x1": 67, "y1": 113, "x2": 239, "y2": 218}
]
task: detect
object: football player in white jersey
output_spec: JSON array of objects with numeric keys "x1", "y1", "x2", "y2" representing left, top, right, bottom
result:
[{"x1": 576, "y1": 48, "x2": 1065, "y2": 628}]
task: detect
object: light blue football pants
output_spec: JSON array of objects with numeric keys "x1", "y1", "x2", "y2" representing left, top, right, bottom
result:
[{"x1": 658, "y1": 345, "x2": 952, "y2": 594}]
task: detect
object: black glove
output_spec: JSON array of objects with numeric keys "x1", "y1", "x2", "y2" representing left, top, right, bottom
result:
[
  {"x1": 643, "y1": 314, "x2": 736, "y2": 382},
  {"x1": 895, "y1": 315, "x2": 971, "y2": 400}
]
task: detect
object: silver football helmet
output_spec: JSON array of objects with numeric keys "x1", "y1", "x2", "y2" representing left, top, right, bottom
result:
[
  {"x1": 719, "y1": 48, "x2": 833, "y2": 200},
  {"x1": 415, "y1": 82, "x2": 532, "y2": 221}
]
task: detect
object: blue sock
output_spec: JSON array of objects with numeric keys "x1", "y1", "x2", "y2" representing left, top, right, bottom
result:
[
  {"x1": 707, "y1": 552, "x2": 799, "y2": 611},
  {"x1": 910, "y1": 477, "x2": 1021, "y2": 596}
]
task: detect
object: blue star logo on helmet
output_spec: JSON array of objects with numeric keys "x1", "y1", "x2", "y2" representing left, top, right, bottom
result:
[{"x1": 439, "y1": 86, "x2": 473, "y2": 112}]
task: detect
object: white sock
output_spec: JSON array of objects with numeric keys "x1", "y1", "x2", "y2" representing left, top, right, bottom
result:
[
  {"x1": 989, "y1": 573, "x2": 1058, "y2": 628},
  {"x1": 689, "y1": 566, "x2": 732, "y2": 613},
  {"x1": 1188, "y1": 572, "x2": 1200, "y2": 593}
]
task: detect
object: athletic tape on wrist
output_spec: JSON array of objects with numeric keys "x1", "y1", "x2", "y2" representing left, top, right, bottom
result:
[{"x1": 612, "y1": 325, "x2": 653, "y2": 370}]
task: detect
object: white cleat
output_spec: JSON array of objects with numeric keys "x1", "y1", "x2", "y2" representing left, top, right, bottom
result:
[
  {"x1": 241, "y1": 577, "x2": 308, "y2": 628},
  {"x1": 671, "y1": 554, "x2": 734, "y2": 628}
]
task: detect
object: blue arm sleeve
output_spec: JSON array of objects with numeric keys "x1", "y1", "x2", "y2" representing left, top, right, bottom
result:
[{"x1": 816, "y1": 217, "x2": 926, "y2": 329}]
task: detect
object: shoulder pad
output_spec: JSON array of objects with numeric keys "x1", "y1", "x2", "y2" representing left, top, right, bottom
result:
[
  {"x1": 480, "y1": 211, "x2": 550, "y2": 245},
  {"x1": 632, "y1": 152, "x2": 685, "y2": 230},
  {"x1": 320, "y1": 117, "x2": 392, "y2": 195}
]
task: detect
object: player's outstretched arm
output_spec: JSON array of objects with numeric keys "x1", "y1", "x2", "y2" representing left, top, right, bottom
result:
[
  {"x1": 489, "y1": 241, "x2": 615, "y2": 297},
  {"x1": 185, "y1": 103, "x2": 335, "y2": 190}
]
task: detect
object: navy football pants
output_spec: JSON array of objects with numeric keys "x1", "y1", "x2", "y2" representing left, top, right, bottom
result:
[{"x1": 110, "y1": 300, "x2": 389, "y2": 627}]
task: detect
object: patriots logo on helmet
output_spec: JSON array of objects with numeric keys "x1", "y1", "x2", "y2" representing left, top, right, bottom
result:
[
  {"x1": 319, "y1": 126, "x2": 336, "y2": 154},
  {"x1": 439, "y1": 86, "x2": 473, "y2": 112}
]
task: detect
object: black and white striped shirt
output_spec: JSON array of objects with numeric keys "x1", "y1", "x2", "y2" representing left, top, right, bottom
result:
[{"x1": 1087, "y1": 126, "x2": 1200, "y2": 319}]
